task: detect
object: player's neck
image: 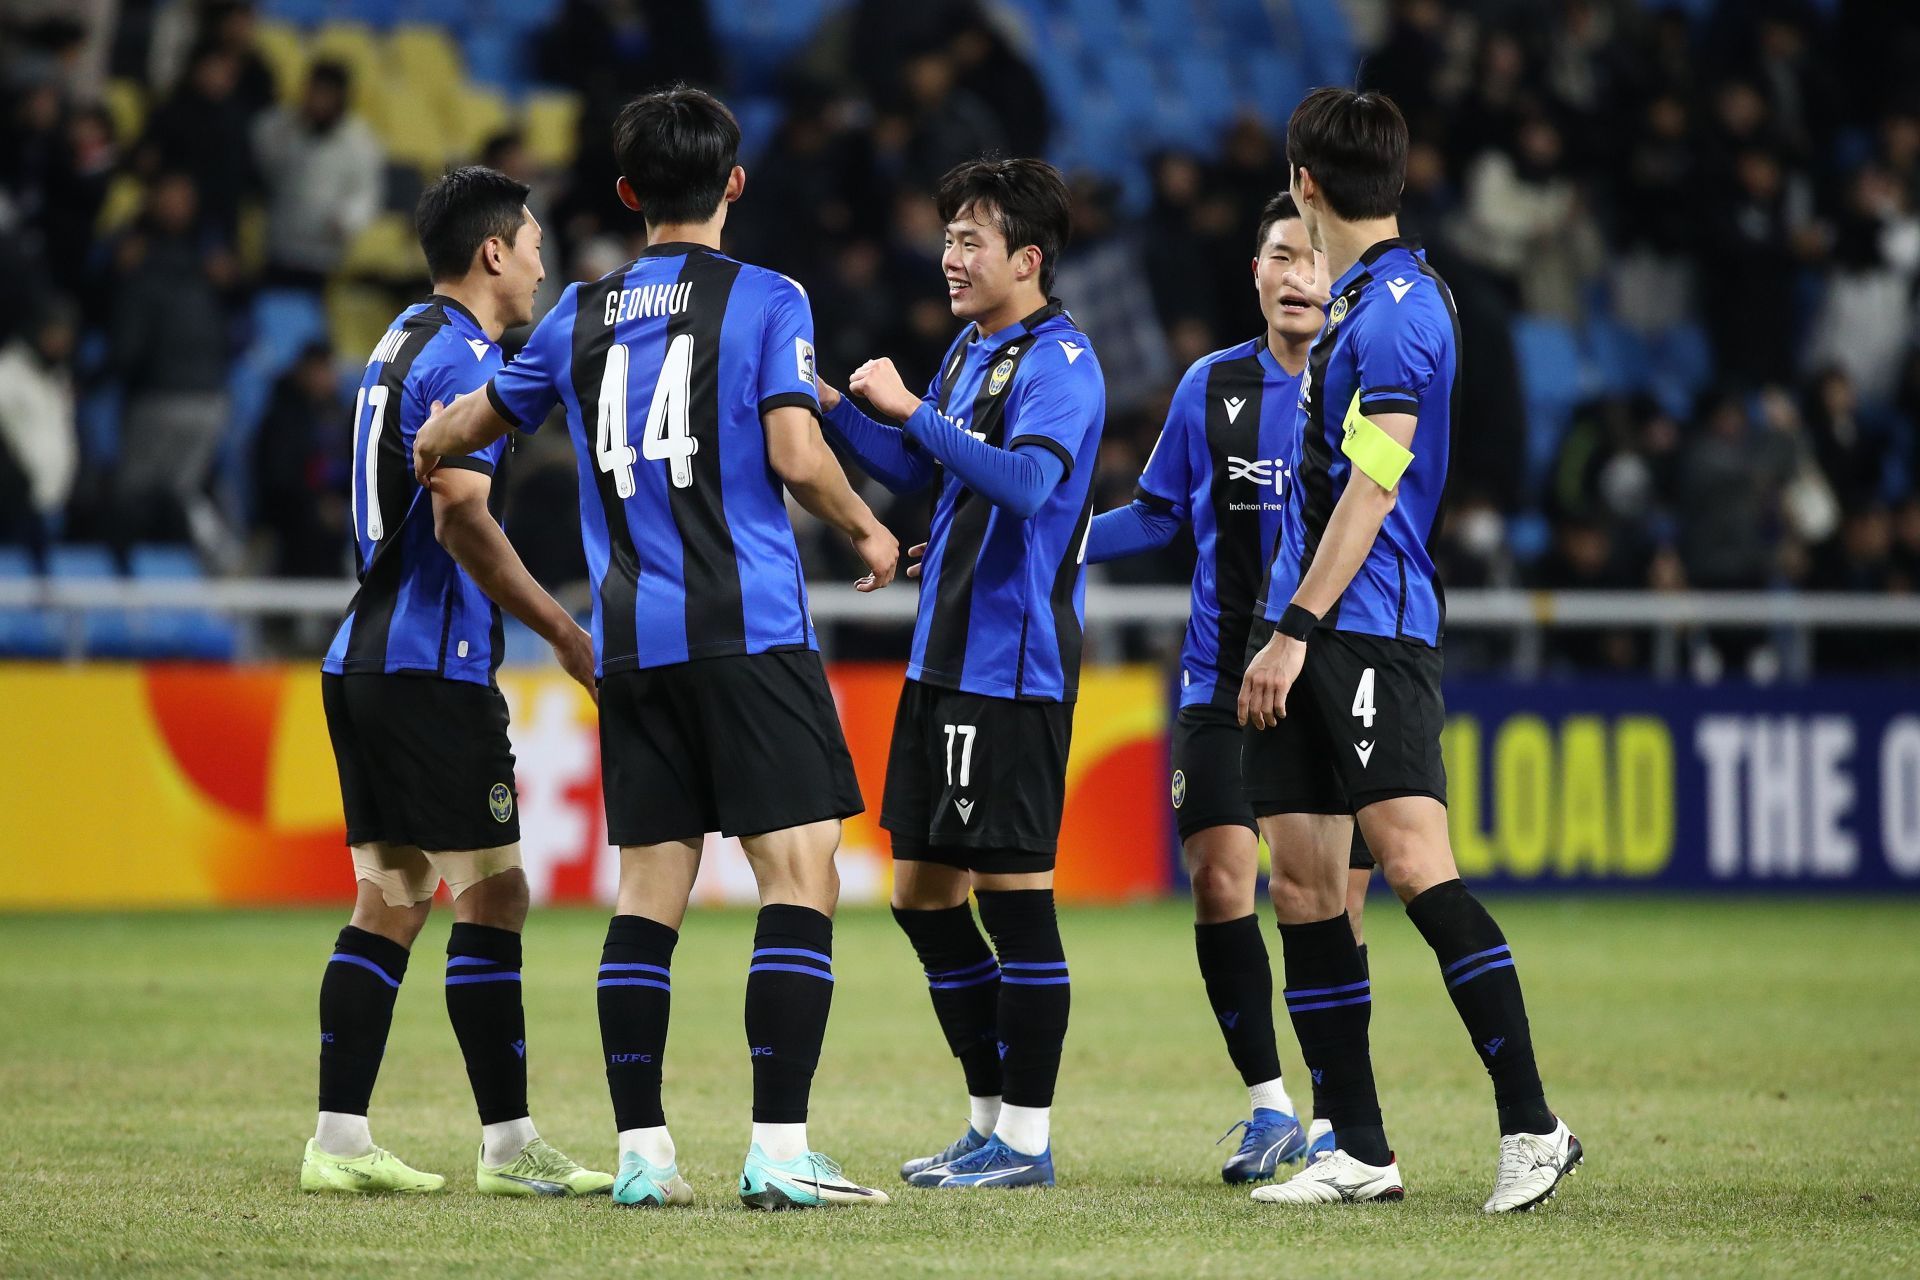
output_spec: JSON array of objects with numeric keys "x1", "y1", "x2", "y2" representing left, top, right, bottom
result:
[
  {"x1": 1316, "y1": 214, "x2": 1402, "y2": 292},
  {"x1": 431, "y1": 278, "x2": 508, "y2": 342},
  {"x1": 972, "y1": 285, "x2": 1049, "y2": 341},
  {"x1": 1265, "y1": 326, "x2": 1309, "y2": 377},
  {"x1": 645, "y1": 216, "x2": 725, "y2": 253}
]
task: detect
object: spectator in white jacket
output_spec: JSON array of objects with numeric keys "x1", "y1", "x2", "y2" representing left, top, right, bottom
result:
[
  {"x1": 0, "y1": 299, "x2": 78, "y2": 545},
  {"x1": 252, "y1": 59, "x2": 382, "y2": 288}
]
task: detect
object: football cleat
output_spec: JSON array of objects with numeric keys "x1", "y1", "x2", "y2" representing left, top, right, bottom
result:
[
  {"x1": 1483, "y1": 1119, "x2": 1582, "y2": 1213},
  {"x1": 611, "y1": 1151, "x2": 694, "y2": 1208},
  {"x1": 1218, "y1": 1107, "x2": 1308, "y2": 1183},
  {"x1": 476, "y1": 1137, "x2": 614, "y2": 1197},
  {"x1": 1304, "y1": 1118, "x2": 1337, "y2": 1163},
  {"x1": 901, "y1": 1126, "x2": 990, "y2": 1186},
  {"x1": 299, "y1": 1140, "x2": 444, "y2": 1194},
  {"x1": 1250, "y1": 1147, "x2": 1404, "y2": 1204},
  {"x1": 931, "y1": 1135, "x2": 1055, "y2": 1189},
  {"x1": 738, "y1": 1145, "x2": 890, "y2": 1210}
]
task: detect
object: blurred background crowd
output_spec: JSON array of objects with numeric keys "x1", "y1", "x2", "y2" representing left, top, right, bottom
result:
[{"x1": 3, "y1": 0, "x2": 1919, "y2": 673}]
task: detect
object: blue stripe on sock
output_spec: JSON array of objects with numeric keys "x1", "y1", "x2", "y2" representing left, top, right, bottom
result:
[
  {"x1": 1284, "y1": 979, "x2": 1371, "y2": 1001},
  {"x1": 446, "y1": 955, "x2": 496, "y2": 968},
  {"x1": 1446, "y1": 957, "x2": 1516, "y2": 989},
  {"x1": 925, "y1": 957, "x2": 999, "y2": 981},
  {"x1": 747, "y1": 963, "x2": 835, "y2": 982},
  {"x1": 999, "y1": 975, "x2": 1071, "y2": 986},
  {"x1": 328, "y1": 952, "x2": 399, "y2": 989},
  {"x1": 1000, "y1": 960, "x2": 1068, "y2": 972},
  {"x1": 1443, "y1": 944, "x2": 1510, "y2": 977},
  {"x1": 596, "y1": 977, "x2": 671, "y2": 992},
  {"x1": 1285, "y1": 993, "x2": 1373, "y2": 1012},
  {"x1": 751, "y1": 947, "x2": 832, "y2": 966},
  {"x1": 445, "y1": 972, "x2": 520, "y2": 986},
  {"x1": 927, "y1": 971, "x2": 1001, "y2": 990},
  {"x1": 599, "y1": 962, "x2": 671, "y2": 978}
]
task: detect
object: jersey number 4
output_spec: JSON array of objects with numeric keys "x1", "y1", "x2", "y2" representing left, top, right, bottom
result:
[{"x1": 596, "y1": 335, "x2": 699, "y2": 496}]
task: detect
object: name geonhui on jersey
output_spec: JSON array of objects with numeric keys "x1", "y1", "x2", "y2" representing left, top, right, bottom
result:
[
  {"x1": 324, "y1": 295, "x2": 510, "y2": 686},
  {"x1": 1260, "y1": 238, "x2": 1458, "y2": 646},
  {"x1": 481, "y1": 242, "x2": 825, "y2": 676},
  {"x1": 1134, "y1": 337, "x2": 1302, "y2": 708},
  {"x1": 912, "y1": 301, "x2": 1105, "y2": 702}
]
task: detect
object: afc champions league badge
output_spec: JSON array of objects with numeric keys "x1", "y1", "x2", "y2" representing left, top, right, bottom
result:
[
  {"x1": 1171, "y1": 769, "x2": 1187, "y2": 809},
  {"x1": 489, "y1": 782, "x2": 514, "y2": 823}
]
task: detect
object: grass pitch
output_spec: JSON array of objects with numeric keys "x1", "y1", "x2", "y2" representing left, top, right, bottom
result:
[{"x1": 1, "y1": 898, "x2": 1916, "y2": 1278}]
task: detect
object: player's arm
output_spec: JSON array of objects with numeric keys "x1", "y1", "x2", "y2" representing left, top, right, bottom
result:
[
  {"x1": 416, "y1": 293, "x2": 569, "y2": 482},
  {"x1": 815, "y1": 377, "x2": 938, "y2": 493},
  {"x1": 1087, "y1": 499, "x2": 1182, "y2": 564},
  {"x1": 413, "y1": 390, "x2": 511, "y2": 482},
  {"x1": 1239, "y1": 407, "x2": 1415, "y2": 730},
  {"x1": 1089, "y1": 378, "x2": 1195, "y2": 564},
  {"x1": 764, "y1": 403, "x2": 899, "y2": 591},
  {"x1": 428, "y1": 465, "x2": 597, "y2": 700},
  {"x1": 848, "y1": 356, "x2": 1065, "y2": 519}
]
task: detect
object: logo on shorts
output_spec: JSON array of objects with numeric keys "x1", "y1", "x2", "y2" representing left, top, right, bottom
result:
[
  {"x1": 1171, "y1": 769, "x2": 1187, "y2": 809},
  {"x1": 489, "y1": 782, "x2": 514, "y2": 823},
  {"x1": 988, "y1": 357, "x2": 1014, "y2": 396},
  {"x1": 954, "y1": 798, "x2": 976, "y2": 824}
]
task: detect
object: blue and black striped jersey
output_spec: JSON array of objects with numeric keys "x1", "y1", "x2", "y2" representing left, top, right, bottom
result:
[
  {"x1": 911, "y1": 302, "x2": 1105, "y2": 702},
  {"x1": 484, "y1": 243, "x2": 824, "y2": 676},
  {"x1": 323, "y1": 295, "x2": 509, "y2": 686},
  {"x1": 1129, "y1": 339, "x2": 1301, "y2": 709},
  {"x1": 1261, "y1": 239, "x2": 1458, "y2": 646}
]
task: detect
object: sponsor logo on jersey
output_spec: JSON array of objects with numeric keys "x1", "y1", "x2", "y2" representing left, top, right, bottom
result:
[{"x1": 1227, "y1": 455, "x2": 1291, "y2": 495}]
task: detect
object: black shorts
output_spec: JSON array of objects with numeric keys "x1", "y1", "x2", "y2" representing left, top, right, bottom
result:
[
  {"x1": 322, "y1": 672, "x2": 521, "y2": 852},
  {"x1": 1171, "y1": 703, "x2": 1256, "y2": 841},
  {"x1": 1350, "y1": 826, "x2": 1376, "y2": 871},
  {"x1": 881, "y1": 679, "x2": 1074, "y2": 873},
  {"x1": 1243, "y1": 620, "x2": 1448, "y2": 818},
  {"x1": 598, "y1": 648, "x2": 862, "y2": 846}
]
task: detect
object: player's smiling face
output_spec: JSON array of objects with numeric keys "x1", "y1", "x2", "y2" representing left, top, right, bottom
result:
[
  {"x1": 1255, "y1": 216, "x2": 1322, "y2": 340},
  {"x1": 942, "y1": 203, "x2": 1020, "y2": 326}
]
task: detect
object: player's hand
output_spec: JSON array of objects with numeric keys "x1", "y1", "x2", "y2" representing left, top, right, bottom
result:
[
  {"x1": 905, "y1": 542, "x2": 927, "y2": 580},
  {"x1": 815, "y1": 375, "x2": 842, "y2": 413},
  {"x1": 550, "y1": 622, "x2": 597, "y2": 704},
  {"x1": 1281, "y1": 248, "x2": 1332, "y2": 309},
  {"x1": 414, "y1": 400, "x2": 447, "y2": 484},
  {"x1": 848, "y1": 357, "x2": 917, "y2": 421},
  {"x1": 850, "y1": 520, "x2": 898, "y2": 592},
  {"x1": 1237, "y1": 633, "x2": 1306, "y2": 730}
]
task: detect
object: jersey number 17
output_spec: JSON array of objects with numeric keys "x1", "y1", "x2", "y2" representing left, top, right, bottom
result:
[{"x1": 596, "y1": 335, "x2": 699, "y2": 495}]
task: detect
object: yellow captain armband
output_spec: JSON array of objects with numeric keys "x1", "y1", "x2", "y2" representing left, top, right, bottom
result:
[{"x1": 1340, "y1": 390, "x2": 1415, "y2": 490}]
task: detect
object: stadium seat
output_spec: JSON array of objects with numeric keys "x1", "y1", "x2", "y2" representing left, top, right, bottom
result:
[
  {"x1": 341, "y1": 212, "x2": 426, "y2": 282},
  {"x1": 454, "y1": 84, "x2": 514, "y2": 158},
  {"x1": 522, "y1": 91, "x2": 582, "y2": 171},
  {"x1": 307, "y1": 22, "x2": 386, "y2": 121},
  {"x1": 46, "y1": 545, "x2": 135, "y2": 659},
  {"x1": 251, "y1": 19, "x2": 309, "y2": 104},
  {"x1": 327, "y1": 284, "x2": 405, "y2": 374},
  {"x1": 126, "y1": 546, "x2": 239, "y2": 662},
  {"x1": 1285, "y1": 0, "x2": 1354, "y2": 86},
  {"x1": 383, "y1": 23, "x2": 465, "y2": 167},
  {"x1": 1173, "y1": 51, "x2": 1238, "y2": 134},
  {"x1": 0, "y1": 548, "x2": 62, "y2": 659},
  {"x1": 1511, "y1": 315, "x2": 1591, "y2": 488},
  {"x1": 1237, "y1": 47, "x2": 1309, "y2": 129},
  {"x1": 460, "y1": 28, "x2": 526, "y2": 93}
]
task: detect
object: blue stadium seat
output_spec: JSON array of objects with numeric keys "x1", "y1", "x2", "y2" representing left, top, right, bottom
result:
[
  {"x1": 0, "y1": 548, "x2": 62, "y2": 659},
  {"x1": 1173, "y1": 51, "x2": 1237, "y2": 134},
  {"x1": 126, "y1": 547, "x2": 239, "y2": 662},
  {"x1": 47, "y1": 545, "x2": 135, "y2": 658},
  {"x1": 1511, "y1": 316, "x2": 1590, "y2": 488},
  {"x1": 1505, "y1": 510, "x2": 1553, "y2": 566},
  {"x1": 732, "y1": 96, "x2": 786, "y2": 164},
  {"x1": 1237, "y1": 48, "x2": 1310, "y2": 129},
  {"x1": 1287, "y1": 0, "x2": 1355, "y2": 86}
]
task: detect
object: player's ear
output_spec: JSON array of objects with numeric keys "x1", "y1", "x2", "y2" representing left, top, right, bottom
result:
[
  {"x1": 724, "y1": 165, "x2": 746, "y2": 204},
  {"x1": 1015, "y1": 244, "x2": 1041, "y2": 284},
  {"x1": 614, "y1": 176, "x2": 643, "y2": 213}
]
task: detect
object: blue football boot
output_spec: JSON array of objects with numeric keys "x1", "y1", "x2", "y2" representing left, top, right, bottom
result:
[
  {"x1": 1304, "y1": 1118, "x2": 1337, "y2": 1164},
  {"x1": 931, "y1": 1135, "x2": 1055, "y2": 1189},
  {"x1": 901, "y1": 1127, "x2": 990, "y2": 1186},
  {"x1": 1218, "y1": 1107, "x2": 1309, "y2": 1184}
]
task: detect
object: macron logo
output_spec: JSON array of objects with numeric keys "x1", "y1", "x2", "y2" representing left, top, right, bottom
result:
[
  {"x1": 954, "y1": 798, "x2": 976, "y2": 824},
  {"x1": 1057, "y1": 340, "x2": 1085, "y2": 364},
  {"x1": 466, "y1": 337, "x2": 491, "y2": 360},
  {"x1": 1224, "y1": 396, "x2": 1247, "y2": 424},
  {"x1": 1354, "y1": 740, "x2": 1376, "y2": 767},
  {"x1": 1387, "y1": 278, "x2": 1414, "y2": 304}
]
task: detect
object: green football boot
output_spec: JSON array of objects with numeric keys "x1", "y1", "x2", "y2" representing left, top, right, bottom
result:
[
  {"x1": 299, "y1": 1140, "x2": 445, "y2": 1194},
  {"x1": 476, "y1": 1137, "x2": 615, "y2": 1197}
]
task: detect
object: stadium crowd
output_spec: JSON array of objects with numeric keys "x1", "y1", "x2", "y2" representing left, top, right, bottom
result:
[{"x1": 3, "y1": 0, "x2": 1919, "y2": 673}]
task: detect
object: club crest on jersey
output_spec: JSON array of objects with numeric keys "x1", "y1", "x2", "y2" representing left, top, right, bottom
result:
[
  {"x1": 1171, "y1": 769, "x2": 1187, "y2": 809},
  {"x1": 489, "y1": 783, "x2": 514, "y2": 823},
  {"x1": 1328, "y1": 296, "x2": 1349, "y2": 325},
  {"x1": 988, "y1": 357, "x2": 1014, "y2": 396}
]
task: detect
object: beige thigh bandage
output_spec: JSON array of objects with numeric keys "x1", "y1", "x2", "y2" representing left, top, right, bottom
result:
[
  {"x1": 427, "y1": 844, "x2": 524, "y2": 900},
  {"x1": 350, "y1": 843, "x2": 438, "y2": 908}
]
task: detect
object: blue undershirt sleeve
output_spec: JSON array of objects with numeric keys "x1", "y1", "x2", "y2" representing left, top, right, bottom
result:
[
  {"x1": 902, "y1": 402, "x2": 1066, "y2": 518},
  {"x1": 820, "y1": 396, "x2": 937, "y2": 493},
  {"x1": 1087, "y1": 500, "x2": 1183, "y2": 563}
]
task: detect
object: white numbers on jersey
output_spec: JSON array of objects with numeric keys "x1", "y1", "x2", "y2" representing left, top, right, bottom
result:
[
  {"x1": 1352, "y1": 666, "x2": 1377, "y2": 729},
  {"x1": 596, "y1": 335, "x2": 699, "y2": 495},
  {"x1": 352, "y1": 383, "x2": 391, "y2": 541},
  {"x1": 943, "y1": 722, "x2": 978, "y2": 788}
]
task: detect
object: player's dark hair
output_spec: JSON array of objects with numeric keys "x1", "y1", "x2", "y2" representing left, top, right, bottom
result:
[
  {"x1": 611, "y1": 85, "x2": 741, "y2": 227},
  {"x1": 415, "y1": 165, "x2": 531, "y2": 283},
  {"x1": 936, "y1": 156, "x2": 1072, "y2": 294},
  {"x1": 1286, "y1": 87, "x2": 1407, "y2": 221},
  {"x1": 1254, "y1": 191, "x2": 1301, "y2": 252}
]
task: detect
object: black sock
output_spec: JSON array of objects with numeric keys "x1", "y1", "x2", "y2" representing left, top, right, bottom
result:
[
  {"x1": 598, "y1": 914, "x2": 677, "y2": 1131},
  {"x1": 444, "y1": 923, "x2": 528, "y2": 1126},
  {"x1": 1194, "y1": 914, "x2": 1282, "y2": 1090},
  {"x1": 975, "y1": 888, "x2": 1070, "y2": 1110},
  {"x1": 318, "y1": 926, "x2": 410, "y2": 1116},
  {"x1": 1279, "y1": 913, "x2": 1388, "y2": 1166},
  {"x1": 893, "y1": 903, "x2": 1002, "y2": 1101},
  {"x1": 745, "y1": 904, "x2": 835, "y2": 1124},
  {"x1": 1405, "y1": 880, "x2": 1553, "y2": 1135}
]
